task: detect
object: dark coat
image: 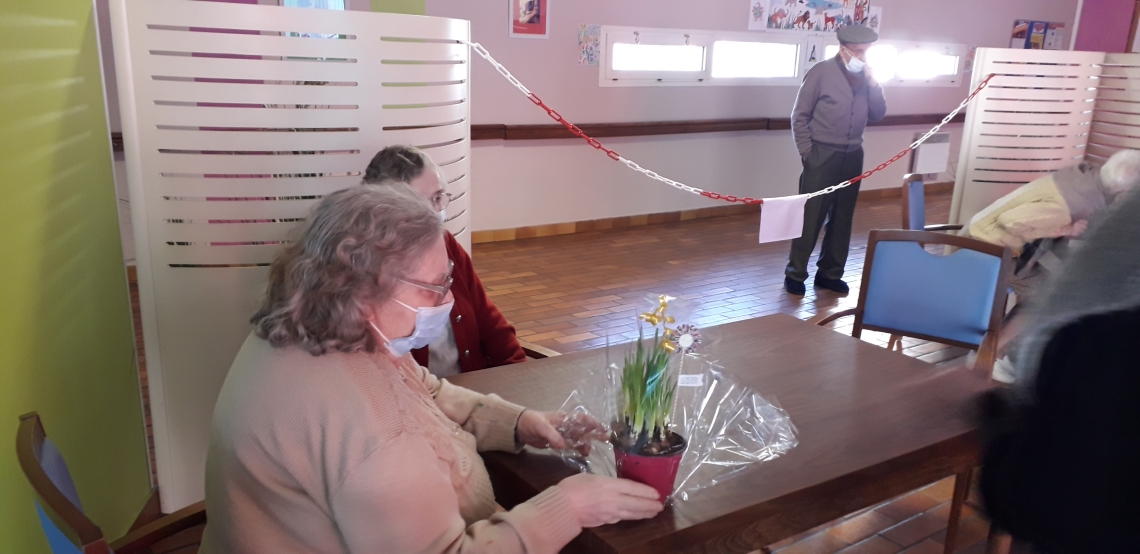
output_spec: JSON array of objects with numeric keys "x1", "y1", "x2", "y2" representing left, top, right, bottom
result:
[{"x1": 978, "y1": 189, "x2": 1140, "y2": 553}]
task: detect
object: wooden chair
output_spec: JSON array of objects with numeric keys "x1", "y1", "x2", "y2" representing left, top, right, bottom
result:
[
  {"x1": 811, "y1": 230, "x2": 1012, "y2": 375},
  {"x1": 519, "y1": 340, "x2": 560, "y2": 359},
  {"x1": 16, "y1": 412, "x2": 206, "y2": 554},
  {"x1": 901, "y1": 174, "x2": 963, "y2": 232}
]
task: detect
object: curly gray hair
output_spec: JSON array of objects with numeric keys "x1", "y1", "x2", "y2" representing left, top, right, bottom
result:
[
  {"x1": 251, "y1": 183, "x2": 443, "y2": 355},
  {"x1": 1100, "y1": 149, "x2": 1140, "y2": 197}
]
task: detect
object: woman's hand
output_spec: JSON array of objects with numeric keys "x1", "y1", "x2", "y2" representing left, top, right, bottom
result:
[
  {"x1": 516, "y1": 410, "x2": 607, "y2": 456},
  {"x1": 557, "y1": 474, "x2": 664, "y2": 527}
]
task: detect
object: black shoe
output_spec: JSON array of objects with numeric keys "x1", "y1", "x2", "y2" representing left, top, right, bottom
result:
[
  {"x1": 813, "y1": 276, "x2": 850, "y2": 294},
  {"x1": 784, "y1": 277, "x2": 806, "y2": 296}
]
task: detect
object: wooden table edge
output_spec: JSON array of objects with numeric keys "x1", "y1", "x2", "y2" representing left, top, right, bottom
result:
[{"x1": 485, "y1": 430, "x2": 980, "y2": 554}]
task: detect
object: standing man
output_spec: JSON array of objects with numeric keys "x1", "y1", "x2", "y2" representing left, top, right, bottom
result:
[{"x1": 785, "y1": 25, "x2": 886, "y2": 295}]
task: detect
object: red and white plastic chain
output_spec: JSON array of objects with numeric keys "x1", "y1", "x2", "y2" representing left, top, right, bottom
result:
[
  {"x1": 805, "y1": 72, "x2": 996, "y2": 199},
  {"x1": 464, "y1": 40, "x2": 995, "y2": 206}
]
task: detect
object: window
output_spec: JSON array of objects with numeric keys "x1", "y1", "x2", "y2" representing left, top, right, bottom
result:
[
  {"x1": 825, "y1": 42, "x2": 962, "y2": 86},
  {"x1": 599, "y1": 27, "x2": 964, "y2": 88},
  {"x1": 711, "y1": 41, "x2": 798, "y2": 79},
  {"x1": 612, "y1": 44, "x2": 705, "y2": 72},
  {"x1": 282, "y1": 0, "x2": 345, "y2": 8},
  {"x1": 600, "y1": 26, "x2": 803, "y2": 87}
]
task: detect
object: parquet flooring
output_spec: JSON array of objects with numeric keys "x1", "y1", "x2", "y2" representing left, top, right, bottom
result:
[
  {"x1": 475, "y1": 192, "x2": 970, "y2": 368},
  {"x1": 130, "y1": 191, "x2": 987, "y2": 553}
]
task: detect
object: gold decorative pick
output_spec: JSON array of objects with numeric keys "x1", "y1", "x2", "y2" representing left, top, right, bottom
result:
[
  {"x1": 640, "y1": 295, "x2": 681, "y2": 353},
  {"x1": 638, "y1": 294, "x2": 676, "y2": 327}
]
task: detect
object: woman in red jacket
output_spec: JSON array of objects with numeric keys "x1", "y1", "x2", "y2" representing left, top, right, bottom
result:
[{"x1": 363, "y1": 146, "x2": 527, "y2": 376}]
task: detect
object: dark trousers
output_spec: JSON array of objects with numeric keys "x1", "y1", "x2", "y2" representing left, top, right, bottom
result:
[{"x1": 785, "y1": 144, "x2": 863, "y2": 283}]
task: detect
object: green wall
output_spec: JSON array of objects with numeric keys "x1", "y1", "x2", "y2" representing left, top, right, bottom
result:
[
  {"x1": 371, "y1": 0, "x2": 426, "y2": 15},
  {"x1": 0, "y1": 2, "x2": 152, "y2": 553}
]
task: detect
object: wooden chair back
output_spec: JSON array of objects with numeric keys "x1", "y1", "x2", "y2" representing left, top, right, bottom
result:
[
  {"x1": 856, "y1": 230, "x2": 1010, "y2": 373},
  {"x1": 901, "y1": 174, "x2": 963, "y2": 232},
  {"x1": 16, "y1": 412, "x2": 110, "y2": 554},
  {"x1": 16, "y1": 412, "x2": 207, "y2": 554}
]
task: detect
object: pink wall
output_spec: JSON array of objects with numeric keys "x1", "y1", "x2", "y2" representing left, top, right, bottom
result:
[{"x1": 1075, "y1": 0, "x2": 1135, "y2": 52}]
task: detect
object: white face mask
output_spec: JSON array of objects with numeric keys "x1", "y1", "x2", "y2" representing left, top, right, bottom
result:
[
  {"x1": 844, "y1": 55, "x2": 866, "y2": 74},
  {"x1": 438, "y1": 209, "x2": 447, "y2": 223},
  {"x1": 369, "y1": 298, "x2": 454, "y2": 357}
]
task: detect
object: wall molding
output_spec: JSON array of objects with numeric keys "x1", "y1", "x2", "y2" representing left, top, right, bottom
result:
[
  {"x1": 471, "y1": 181, "x2": 953, "y2": 244},
  {"x1": 110, "y1": 113, "x2": 964, "y2": 151},
  {"x1": 470, "y1": 113, "x2": 964, "y2": 142}
]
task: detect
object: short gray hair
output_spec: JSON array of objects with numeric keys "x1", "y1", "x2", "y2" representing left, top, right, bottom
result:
[
  {"x1": 1100, "y1": 149, "x2": 1140, "y2": 196},
  {"x1": 252, "y1": 183, "x2": 443, "y2": 355},
  {"x1": 363, "y1": 145, "x2": 433, "y2": 184}
]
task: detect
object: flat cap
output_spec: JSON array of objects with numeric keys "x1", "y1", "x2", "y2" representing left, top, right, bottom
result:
[{"x1": 837, "y1": 25, "x2": 878, "y2": 44}]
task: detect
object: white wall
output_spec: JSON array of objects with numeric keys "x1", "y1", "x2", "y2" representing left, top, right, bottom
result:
[{"x1": 427, "y1": 0, "x2": 1080, "y2": 231}]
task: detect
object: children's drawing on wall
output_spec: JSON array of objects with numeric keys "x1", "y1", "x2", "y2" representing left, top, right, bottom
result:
[
  {"x1": 853, "y1": 0, "x2": 869, "y2": 24},
  {"x1": 748, "y1": 0, "x2": 767, "y2": 31},
  {"x1": 867, "y1": 7, "x2": 882, "y2": 34},
  {"x1": 767, "y1": 0, "x2": 871, "y2": 32},
  {"x1": 963, "y1": 45, "x2": 977, "y2": 75},
  {"x1": 805, "y1": 36, "x2": 825, "y2": 70},
  {"x1": 509, "y1": 0, "x2": 549, "y2": 38},
  {"x1": 578, "y1": 24, "x2": 600, "y2": 65},
  {"x1": 821, "y1": 9, "x2": 843, "y2": 31}
]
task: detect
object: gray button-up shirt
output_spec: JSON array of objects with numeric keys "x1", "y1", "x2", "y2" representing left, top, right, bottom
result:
[{"x1": 792, "y1": 56, "x2": 887, "y2": 158}]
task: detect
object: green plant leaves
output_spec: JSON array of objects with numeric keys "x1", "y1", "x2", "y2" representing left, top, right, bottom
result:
[{"x1": 620, "y1": 328, "x2": 678, "y2": 445}]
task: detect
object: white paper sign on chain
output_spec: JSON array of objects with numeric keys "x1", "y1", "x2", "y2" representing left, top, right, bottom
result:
[{"x1": 758, "y1": 194, "x2": 810, "y2": 244}]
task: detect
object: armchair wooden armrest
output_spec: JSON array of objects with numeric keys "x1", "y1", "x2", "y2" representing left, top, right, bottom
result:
[
  {"x1": 109, "y1": 501, "x2": 206, "y2": 554},
  {"x1": 519, "y1": 340, "x2": 560, "y2": 359},
  {"x1": 924, "y1": 223, "x2": 964, "y2": 232},
  {"x1": 808, "y1": 307, "x2": 861, "y2": 326}
]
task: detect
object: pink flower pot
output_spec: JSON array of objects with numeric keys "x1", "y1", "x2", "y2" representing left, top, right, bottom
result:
[{"x1": 614, "y1": 443, "x2": 686, "y2": 503}]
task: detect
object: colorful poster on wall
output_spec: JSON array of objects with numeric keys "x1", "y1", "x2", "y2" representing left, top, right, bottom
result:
[
  {"x1": 1044, "y1": 23, "x2": 1067, "y2": 50},
  {"x1": 1011, "y1": 20, "x2": 1066, "y2": 50},
  {"x1": 509, "y1": 0, "x2": 548, "y2": 39},
  {"x1": 853, "y1": 0, "x2": 869, "y2": 24},
  {"x1": 749, "y1": 0, "x2": 768, "y2": 31},
  {"x1": 578, "y1": 24, "x2": 600, "y2": 65},
  {"x1": 866, "y1": 6, "x2": 882, "y2": 34},
  {"x1": 765, "y1": 0, "x2": 873, "y2": 33}
]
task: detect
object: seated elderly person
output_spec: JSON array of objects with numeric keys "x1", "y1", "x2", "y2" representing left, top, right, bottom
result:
[
  {"x1": 363, "y1": 145, "x2": 526, "y2": 376},
  {"x1": 200, "y1": 186, "x2": 663, "y2": 553},
  {"x1": 966, "y1": 150, "x2": 1140, "y2": 381},
  {"x1": 966, "y1": 149, "x2": 1140, "y2": 254}
]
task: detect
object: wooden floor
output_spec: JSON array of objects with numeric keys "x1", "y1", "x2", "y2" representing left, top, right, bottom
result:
[
  {"x1": 134, "y1": 191, "x2": 995, "y2": 553},
  {"x1": 477, "y1": 192, "x2": 969, "y2": 367}
]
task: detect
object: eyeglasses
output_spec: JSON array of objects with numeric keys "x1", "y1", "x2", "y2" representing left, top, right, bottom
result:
[
  {"x1": 398, "y1": 260, "x2": 454, "y2": 306},
  {"x1": 430, "y1": 190, "x2": 454, "y2": 212}
]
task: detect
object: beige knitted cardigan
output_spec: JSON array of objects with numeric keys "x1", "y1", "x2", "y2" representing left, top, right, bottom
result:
[{"x1": 199, "y1": 333, "x2": 580, "y2": 553}]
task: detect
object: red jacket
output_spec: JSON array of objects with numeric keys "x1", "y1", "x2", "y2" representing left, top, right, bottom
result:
[{"x1": 412, "y1": 232, "x2": 526, "y2": 372}]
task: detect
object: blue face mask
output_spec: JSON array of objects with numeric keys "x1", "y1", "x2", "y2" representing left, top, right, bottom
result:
[{"x1": 370, "y1": 298, "x2": 454, "y2": 357}]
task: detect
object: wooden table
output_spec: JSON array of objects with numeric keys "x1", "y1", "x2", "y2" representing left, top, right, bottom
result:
[{"x1": 449, "y1": 315, "x2": 994, "y2": 554}]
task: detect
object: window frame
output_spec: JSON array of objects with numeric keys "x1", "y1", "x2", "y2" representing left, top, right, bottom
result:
[
  {"x1": 602, "y1": 28, "x2": 714, "y2": 84},
  {"x1": 823, "y1": 40, "x2": 966, "y2": 87},
  {"x1": 598, "y1": 26, "x2": 967, "y2": 89}
]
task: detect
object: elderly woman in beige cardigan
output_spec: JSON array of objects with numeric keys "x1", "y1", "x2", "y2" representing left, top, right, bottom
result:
[{"x1": 200, "y1": 185, "x2": 662, "y2": 553}]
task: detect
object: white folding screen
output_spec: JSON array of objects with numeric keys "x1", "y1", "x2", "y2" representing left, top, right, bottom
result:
[
  {"x1": 950, "y1": 48, "x2": 1103, "y2": 226},
  {"x1": 1088, "y1": 53, "x2": 1140, "y2": 164},
  {"x1": 109, "y1": 0, "x2": 471, "y2": 511}
]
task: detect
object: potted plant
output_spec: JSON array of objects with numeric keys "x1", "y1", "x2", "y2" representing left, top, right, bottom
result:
[{"x1": 611, "y1": 329, "x2": 686, "y2": 502}]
